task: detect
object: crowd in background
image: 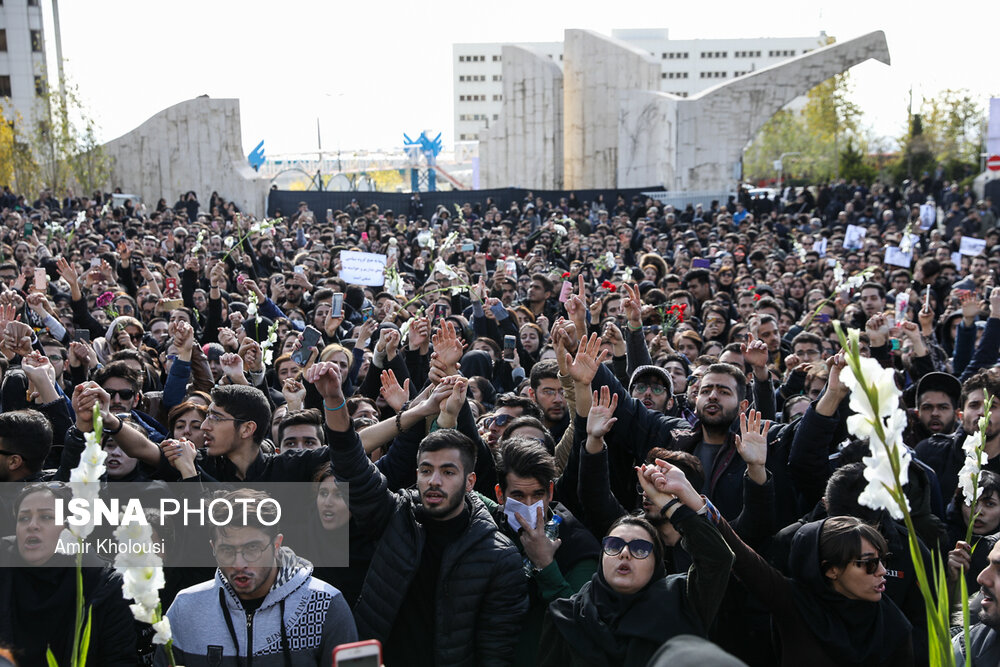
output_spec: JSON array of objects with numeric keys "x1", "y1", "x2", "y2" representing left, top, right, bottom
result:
[{"x1": 0, "y1": 176, "x2": 998, "y2": 665}]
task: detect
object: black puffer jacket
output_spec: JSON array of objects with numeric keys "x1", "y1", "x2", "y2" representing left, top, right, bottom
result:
[{"x1": 328, "y1": 426, "x2": 528, "y2": 667}]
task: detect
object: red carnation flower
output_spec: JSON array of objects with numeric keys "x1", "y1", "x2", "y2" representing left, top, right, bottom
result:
[{"x1": 562, "y1": 272, "x2": 571, "y2": 278}]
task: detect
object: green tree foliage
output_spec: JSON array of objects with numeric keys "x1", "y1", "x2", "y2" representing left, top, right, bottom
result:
[
  {"x1": 743, "y1": 72, "x2": 871, "y2": 183},
  {"x1": 891, "y1": 89, "x2": 985, "y2": 182},
  {"x1": 25, "y1": 74, "x2": 111, "y2": 196}
]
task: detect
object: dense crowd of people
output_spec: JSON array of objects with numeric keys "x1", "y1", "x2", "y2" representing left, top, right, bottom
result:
[{"x1": 0, "y1": 178, "x2": 998, "y2": 665}]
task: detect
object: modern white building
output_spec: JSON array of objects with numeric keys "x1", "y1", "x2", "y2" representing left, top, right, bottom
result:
[
  {"x1": 454, "y1": 28, "x2": 829, "y2": 142},
  {"x1": 0, "y1": 0, "x2": 49, "y2": 127}
]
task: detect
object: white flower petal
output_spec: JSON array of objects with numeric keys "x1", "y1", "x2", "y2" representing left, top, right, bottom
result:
[{"x1": 152, "y1": 617, "x2": 172, "y2": 644}]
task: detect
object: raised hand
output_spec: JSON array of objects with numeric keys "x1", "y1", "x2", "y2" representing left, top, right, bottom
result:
[
  {"x1": 68, "y1": 340, "x2": 97, "y2": 369},
  {"x1": 304, "y1": 361, "x2": 344, "y2": 404},
  {"x1": 947, "y1": 540, "x2": 972, "y2": 583},
  {"x1": 585, "y1": 385, "x2": 619, "y2": 451},
  {"x1": 379, "y1": 369, "x2": 411, "y2": 413},
  {"x1": 281, "y1": 378, "x2": 306, "y2": 411},
  {"x1": 217, "y1": 327, "x2": 239, "y2": 352},
  {"x1": 565, "y1": 332, "x2": 609, "y2": 385},
  {"x1": 737, "y1": 409, "x2": 770, "y2": 484},
  {"x1": 22, "y1": 351, "x2": 58, "y2": 402},
  {"x1": 169, "y1": 320, "x2": 195, "y2": 355},
  {"x1": 621, "y1": 282, "x2": 643, "y2": 328},
  {"x1": 219, "y1": 353, "x2": 247, "y2": 384},
  {"x1": 431, "y1": 319, "x2": 466, "y2": 368},
  {"x1": 865, "y1": 313, "x2": 890, "y2": 348},
  {"x1": 440, "y1": 376, "x2": 469, "y2": 421},
  {"x1": 3, "y1": 320, "x2": 34, "y2": 358},
  {"x1": 741, "y1": 332, "x2": 769, "y2": 376},
  {"x1": 161, "y1": 438, "x2": 198, "y2": 478},
  {"x1": 407, "y1": 316, "x2": 430, "y2": 352},
  {"x1": 238, "y1": 337, "x2": 263, "y2": 373},
  {"x1": 991, "y1": 287, "x2": 1000, "y2": 319},
  {"x1": 637, "y1": 458, "x2": 702, "y2": 513}
]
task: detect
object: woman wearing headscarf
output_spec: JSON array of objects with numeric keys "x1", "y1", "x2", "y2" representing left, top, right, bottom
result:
[
  {"x1": 0, "y1": 483, "x2": 136, "y2": 665},
  {"x1": 538, "y1": 462, "x2": 733, "y2": 667}
]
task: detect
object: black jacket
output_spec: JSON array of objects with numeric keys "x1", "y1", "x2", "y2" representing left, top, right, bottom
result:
[
  {"x1": 591, "y1": 364, "x2": 788, "y2": 519},
  {"x1": 328, "y1": 426, "x2": 528, "y2": 667}
]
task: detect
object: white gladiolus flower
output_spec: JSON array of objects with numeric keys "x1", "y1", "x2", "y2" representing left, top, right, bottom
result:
[
  {"x1": 249, "y1": 223, "x2": 261, "y2": 234},
  {"x1": 80, "y1": 432, "x2": 108, "y2": 468},
  {"x1": 152, "y1": 617, "x2": 172, "y2": 644},
  {"x1": 129, "y1": 603, "x2": 157, "y2": 624},
  {"x1": 553, "y1": 223, "x2": 567, "y2": 236},
  {"x1": 246, "y1": 291, "x2": 259, "y2": 321},
  {"x1": 122, "y1": 566, "x2": 164, "y2": 609},
  {"x1": 433, "y1": 259, "x2": 458, "y2": 281},
  {"x1": 224, "y1": 236, "x2": 235, "y2": 249},
  {"x1": 77, "y1": 211, "x2": 86, "y2": 224},
  {"x1": 833, "y1": 262, "x2": 845, "y2": 285},
  {"x1": 958, "y1": 457, "x2": 981, "y2": 503},
  {"x1": 858, "y1": 450, "x2": 909, "y2": 520}
]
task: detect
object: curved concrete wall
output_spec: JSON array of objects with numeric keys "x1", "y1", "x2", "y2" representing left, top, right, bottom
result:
[{"x1": 102, "y1": 97, "x2": 268, "y2": 215}]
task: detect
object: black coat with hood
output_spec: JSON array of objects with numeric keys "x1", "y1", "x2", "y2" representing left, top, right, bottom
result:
[
  {"x1": 537, "y1": 505, "x2": 734, "y2": 667},
  {"x1": 722, "y1": 517, "x2": 914, "y2": 666}
]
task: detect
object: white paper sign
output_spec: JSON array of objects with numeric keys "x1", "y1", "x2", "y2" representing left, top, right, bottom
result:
[
  {"x1": 812, "y1": 238, "x2": 828, "y2": 257},
  {"x1": 844, "y1": 224, "x2": 867, "y2": 250},
  {"x1": 884, "y1": 246, "x2": 913, "y2": 268},
  {"x1": 340, "y1": 251, "x2": 387, "y2": 286},
  {"x1": 959, "y1": 237, "x2": 987, "y2": 257},
  {"x1": 952, "y1": 252, "x2": 964, "y2": 268},
  {"x1": 919, "y1": 203, "x2": 936, "y2": 230}
]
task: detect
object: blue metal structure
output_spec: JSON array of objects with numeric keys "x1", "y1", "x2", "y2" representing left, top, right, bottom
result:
[{"x1": 403, "y1": 131, "x2": 443, "y2": 192}]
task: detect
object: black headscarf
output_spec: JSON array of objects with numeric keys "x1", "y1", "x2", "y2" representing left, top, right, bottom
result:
[
  {"x1": 787, "y1": 519, "x2": 912, "y2": 664},
  {"x1": 547, "y1": 552, "x2": 704, "y2": 666}
]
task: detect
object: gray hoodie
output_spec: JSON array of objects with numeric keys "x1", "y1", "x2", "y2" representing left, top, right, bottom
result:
[{"x1": 157, "y1": 546, "x2": 357, "y2": 666}]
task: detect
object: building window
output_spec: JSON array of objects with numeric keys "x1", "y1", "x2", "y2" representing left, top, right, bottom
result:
[
  {"x1": 28, "y1": 0, "x2": 39, "y2": 5},
  {"x1": 34, "y1": 75, "x2": 44, "y2": 96},
  {"x1": 492, "y1": 55, "x2": 501, "y2": 62},
  {"x1": 30, "y1": 29, "x2": 42, "y2": 52},
  {"x1": 493, "y1": 114, "x2": 498, "y2": 120},
  {"x1": 492, "y1": 94, "x2": 502, "y2": 101},
  {"x1": 492, "y1": 74, "x2": 501, "y2": 81},
  {"x1": 0, "y1": 29, "x2": 6, "y2": 52},
  {"x1": 0, "y1": 75, "x2": 11, "y2": 97}
]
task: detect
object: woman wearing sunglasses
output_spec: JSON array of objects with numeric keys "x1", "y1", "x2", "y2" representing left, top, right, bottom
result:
[
  {"x1": 711, "y1": 480, "x2": 914, "y2": 665},
  {"x1": 537, "y1": 461, "x2": 733, "y2": 667}
]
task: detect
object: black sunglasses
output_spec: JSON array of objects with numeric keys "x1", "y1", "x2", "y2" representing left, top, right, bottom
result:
[
  {"x1": 107, "y1": 388, "x2": 136, "y2": 401},
  {"x1": 853, "y1": 555, "x2": 888, "y2": 575},
  {"x1": 602, "y1": 536, "x2": 654, "y2": 560}
]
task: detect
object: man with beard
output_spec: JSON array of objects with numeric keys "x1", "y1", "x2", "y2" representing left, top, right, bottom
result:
[
  {"x1": 916, "y1": 369, "x2": 1000, "y2": 502},
  {"x1": 312, "y1": 360, "x2": 528, "y2": 667},
  {"x1": 911, "y1": 372, "x2": 961, "y2": 443},
  {"x1": 569, "y1": 332, "x2": 785, "y2": 519},
  {"x1": 528, "y1": 360, "x2": 569, "y2": 442},
  {"x1": 957, "y1": 539, "x2": 1000, "y2": 663}
]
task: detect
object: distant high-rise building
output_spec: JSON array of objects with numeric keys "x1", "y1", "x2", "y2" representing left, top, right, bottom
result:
[
  {"x1": 0, "y1": 0, "x2": 49, "y2": 127},
  {"x1": 454, "y1": 28, "x2": 828, "y2": 142}
]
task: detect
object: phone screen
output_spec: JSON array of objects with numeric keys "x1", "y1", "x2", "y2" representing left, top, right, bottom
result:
[
  {"x1": 331, "y1": 293, "x2": 344, "y2": 318},
  {"x1": 503, "y1": 335, "x2": 516, "y2": 360}
]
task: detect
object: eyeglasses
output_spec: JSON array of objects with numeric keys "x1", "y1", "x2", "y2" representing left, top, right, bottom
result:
[
  {"x1": 601, "y1": 536, "x2": 655, "y2": 560},
  {"x1": 213, "y1": 540, "x2": 273, "y2": 565},
  {"x1": 204, "y1": 411, "x2": 243, "y2": 424},
  {"x1": 632, "y1": 383, "x2": 667, "y2": 396},
  {"x1": 538, "y1": 388, "x2": 565, "y2": 399},
  {"x1": 107, "y1": 388, "x2": 136, "y2": 401},
  {"x1": 852, "y1": 555, "x2": 888, "y2": 575},
  {"x1": 486, "y1": 413, "x2": 514, "y2": 429}
]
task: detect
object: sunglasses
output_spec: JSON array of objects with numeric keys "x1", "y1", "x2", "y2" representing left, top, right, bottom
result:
[
  {"x1": 853, "y1": 555, "x2": 888, "y2": 575},
  {"x1": 107, "y1": 388, "x2": 136, "y2": 401},
  {"x1": 602, "y1": 536, "x2": 655, "y2": 560},
  {"x1": 486, "y1": 413, "x2": 514, "y2": 429}
]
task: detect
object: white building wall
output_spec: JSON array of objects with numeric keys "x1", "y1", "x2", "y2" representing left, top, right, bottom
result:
[
  {"x1": 454, "y1": 30, "x2": 827, "y2": 143},
  {"x1": 0, "y1": 0, "x2": 47, "y2": 127}
]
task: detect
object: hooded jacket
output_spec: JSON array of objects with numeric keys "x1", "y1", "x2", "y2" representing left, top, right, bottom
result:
[
  {"x1": 721, "y1": 517, "x2": 913, "y2": 666},
  {"x1": 157, "y1": 547, "x2": 357, "y2": 667}
]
